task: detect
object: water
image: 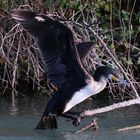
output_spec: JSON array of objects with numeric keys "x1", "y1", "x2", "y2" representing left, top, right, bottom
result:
[{"x1": 0, "y1": 96, "x2": 140, "y2": 140}]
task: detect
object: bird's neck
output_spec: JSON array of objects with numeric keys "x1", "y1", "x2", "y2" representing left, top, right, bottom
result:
[
  {"x1": 92, "y1": 78, "x2": 107, "y2": 95},
  {"x1": 63, "y1": 79, "x2": 107, "y2": 113}
]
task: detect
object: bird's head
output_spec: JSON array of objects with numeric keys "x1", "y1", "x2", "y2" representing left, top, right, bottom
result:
[{"x1": 94, "y1": 66, "x2": 120, "y2": 82}]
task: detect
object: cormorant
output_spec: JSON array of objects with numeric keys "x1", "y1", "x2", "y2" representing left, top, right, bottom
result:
[{"x1": 11, "y1": 9, "x2": 122, "y2": 129}]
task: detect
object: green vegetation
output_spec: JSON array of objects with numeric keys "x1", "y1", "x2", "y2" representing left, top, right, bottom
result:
[{"x1": 0, "y1": 0, "x2": 140, "y2": 98}]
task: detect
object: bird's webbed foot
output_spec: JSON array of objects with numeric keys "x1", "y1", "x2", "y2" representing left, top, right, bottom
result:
[{"x1": 72, "y1": 117, "x2": 81, "y2": 126}]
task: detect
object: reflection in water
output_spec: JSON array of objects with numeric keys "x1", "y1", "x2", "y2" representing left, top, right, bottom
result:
[
  {"x1": 0, "y1": 96, "x2": 140, "y2": 140},
  {"x1": 10, "y1": 99, "x2": 18, "y2": 116}
]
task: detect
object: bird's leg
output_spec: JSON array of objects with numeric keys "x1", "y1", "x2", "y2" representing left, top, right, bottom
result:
[
  {"x1": 60, "y1": 113, "x2": 81, "y2": 126},
  {"x1": 66, "y1": 111, "x2": 82, "y2": 126},
  {"x1": 66, "y1": 111, "x2": 81, "y2": 116}
]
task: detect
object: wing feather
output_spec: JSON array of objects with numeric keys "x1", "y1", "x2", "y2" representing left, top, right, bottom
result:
[{"x1": 11, "y1": 10, "x2": 92, "y2": 86}]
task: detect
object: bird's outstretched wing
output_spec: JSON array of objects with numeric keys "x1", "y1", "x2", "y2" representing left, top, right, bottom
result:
[
  {"x1": 77, "y1": 42, "x2": 99, "y2": 75},
  {"x1": 11, "y1": 9, "x2": 91, "y2": 86},
  {"x1": 77, "y1": 42, "x2": 94, "y2": 60}
]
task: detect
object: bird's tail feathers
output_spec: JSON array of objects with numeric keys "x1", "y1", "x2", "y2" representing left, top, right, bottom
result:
[{"x1": 36, "y1": 115, "x2": 58, "y2": 129}]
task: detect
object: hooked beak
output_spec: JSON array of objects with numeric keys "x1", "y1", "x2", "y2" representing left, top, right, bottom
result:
[
  {"x1": 110, "y1": 75, "x2": 119, "y2": 81},
  {"x1": 109, "y1": 74, "x2": 119, "y2": 81},
  {"x1": 109, "y1": 74, "x2": 129, "y2": 86}
]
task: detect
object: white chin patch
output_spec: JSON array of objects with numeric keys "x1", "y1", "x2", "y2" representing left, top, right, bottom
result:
[{"x1": 35, "y1": 16, "x2": 45, "y2": 22}]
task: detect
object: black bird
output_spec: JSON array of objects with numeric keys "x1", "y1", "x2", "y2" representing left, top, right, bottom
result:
[{"x1": 11, "y1": 10, "x2": 121, "y2": 130}]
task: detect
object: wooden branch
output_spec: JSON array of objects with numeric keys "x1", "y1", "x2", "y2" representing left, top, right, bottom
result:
[
  {"x1": 117, "y1": 125, "x2": 140, "y2": 131},
  {"x1": 79, "y1": 98, "x2": 140, "y2": 118},
  {"x1": 75, "y1": 119, "x2": 98, "y2": 133},
  {"x1": 74, "y1": 99, "x2": 140, "y2": 133}
]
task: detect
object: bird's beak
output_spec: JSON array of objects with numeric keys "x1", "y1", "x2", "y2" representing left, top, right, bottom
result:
[
  {"x1": 111, "y1": 75, "x2": 119, "y2": 81},
  {"x1": 109, "y1": 74, "x2": 129, "y2": 86},
  {"x1": 109, "y1": 74, "x2": 119, "y2": 81}
]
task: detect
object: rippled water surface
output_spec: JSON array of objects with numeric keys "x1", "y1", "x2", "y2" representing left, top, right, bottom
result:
[{"x1": 0, "y1": 96, "x2": 140, "y2": 140}]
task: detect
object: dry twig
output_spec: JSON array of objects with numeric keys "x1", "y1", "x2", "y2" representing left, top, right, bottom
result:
[{"x1": 75, "y1": 119, "x2": 98, "y2": 133}]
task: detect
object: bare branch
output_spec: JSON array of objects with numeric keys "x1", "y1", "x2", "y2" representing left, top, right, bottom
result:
[
  {"x1": 117, "y1": 124, "x2": 140, "y2": 132},
  {"x1": 89, "y1": 28, "x2": 139, "y2": 98},
  {"x1": 75, "y1": 119, "x2": 98, "y2": 133},
  {"x1": 79, "y1": 98, "x2": 140, "y2": 118}
]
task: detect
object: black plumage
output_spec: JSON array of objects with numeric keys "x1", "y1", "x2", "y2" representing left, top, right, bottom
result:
[{"x1": 11, "y1": 9, "x2": 119, "y2": 130}]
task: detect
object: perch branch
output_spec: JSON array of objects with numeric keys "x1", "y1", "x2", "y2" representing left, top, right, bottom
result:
[
  {"x1": 79, "y1": 98, "x2": 140, "y2": 118},
  {"x1": 74, "y1": 99, "x2": 140, "y2": 133},
  {"x1": 117, "y1": 124, "x2": 140, "y2": 131}
]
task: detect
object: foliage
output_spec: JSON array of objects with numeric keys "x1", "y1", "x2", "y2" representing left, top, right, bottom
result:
[{"x1": 0, "y1": 0, "x2": 140, "y2": 98}]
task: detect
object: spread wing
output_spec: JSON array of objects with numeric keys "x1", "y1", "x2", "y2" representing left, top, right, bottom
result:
[
  {"x1": 11, "y1": 9, "x2": 92, "y2": 86},
  {"x1": 77, "y1": 42, "x2": 100, "y2": 74},
  {"x1": 76, "y1": 42, "x2": 95, "y2": 61}
]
